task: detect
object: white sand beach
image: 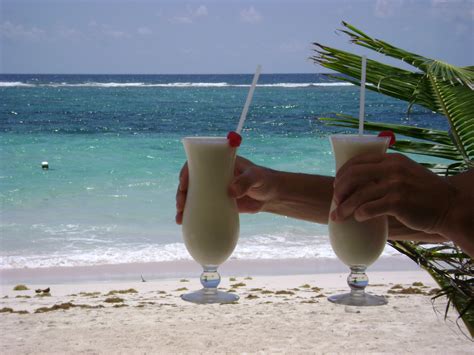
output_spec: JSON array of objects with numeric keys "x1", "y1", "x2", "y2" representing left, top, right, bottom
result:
[{"x1": 1, "y1": 269, "x2": 472, "y2": 354}]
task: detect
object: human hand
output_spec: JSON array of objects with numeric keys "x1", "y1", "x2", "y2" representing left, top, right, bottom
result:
[
  {"x1": 175, "y1": 156, "x2": 276, "y2": 224},
  {"x1": 331, "y1": 153, "x2": 457, "y2": 234}
]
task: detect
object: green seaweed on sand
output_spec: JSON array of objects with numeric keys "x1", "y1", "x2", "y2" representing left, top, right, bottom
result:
[
  {"x1": 79, "y1": 291, "x2": 101, "y2": 297},
  {"x1": 260, "y1": 290, "x2": 274, "y2": 294},
  {"x1": 0, "y1": 307, "x2": 29, "y2": 315},
  {"x1": 311, "y1": 287, "x2": 322, "y2": 292},
  {"x1": 229, "y1": 277, "x2": 237, "y2": 282},
  {"x1": 113, "y1": 304, "x2": 128, "y2": 308},
  {"x1": 388, "y1": 287, "x2": 427, "y2": 295},
  {"x1": 105, "y1": 289, "x2": 137, "y2": 296},
  {"x1": 250, "y1": 288, "x2": 263, "y2": 292},
  {"x1": 35, "y1": 302, "x2": 104, "y2": 313},
  {"x1": 390, "y1": 284, "x2": 403, "y2": 290},
  {"x1": 13, "y1": 285, "x2": 29, "y2": 291},
  {"x1": 180, "y1": 279, "x2": 189, "y2": 282},
  {"x1": 275, "y1": 290, "x2": 295, "y2": 296},
  {"x1": 246, "y1": 294, "x2": 259, "y2": 299},
  {"x1": 174, "y1": 287, "x2": 188, "y2": 292},
  {"x1": 230, "y1": 282, "x2": 246, "y2": 288},
  {"x1": 313, "y1": 21, "x2": 474, "y2": 337},
  {"x1": 299, "y1": 284, "x2": 311, "y2": 289},
  {"x1": 244, "y1": 276, "x2": 253, "y2": 280},
  {"x1": 104, "y1": 297, "x2": 124, "y2": 303},
  {"x1": 412, "y1": 282, "x2": 425, "y2": 287}
]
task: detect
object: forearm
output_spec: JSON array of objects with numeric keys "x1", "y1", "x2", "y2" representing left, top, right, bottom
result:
[
  {"x1": 388, "y1": 217, "x2": 447, "y2": 243},
  {"x1": 258, "y1": 168, "x2": 472, "y2": 255},
  {"x1": 261, "y1": 170, "x2": 333, "y2": 224}
]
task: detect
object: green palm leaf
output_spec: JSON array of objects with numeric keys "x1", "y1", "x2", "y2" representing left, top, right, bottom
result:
[
  {"x1": 338, "y1": 21, "x2": 474, "y2": 88},
  {"x1": 426, "y1": 77, "x2": 474, "y2": 166},
  {"x1": 319, "y1": 115, "x2": 462, "y2": 161},
  {"x1": 312, "y1": 22, "x2": 474, "y2": 167}
]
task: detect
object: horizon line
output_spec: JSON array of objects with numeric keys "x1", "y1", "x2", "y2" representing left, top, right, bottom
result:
[{"x1": 0, "y1": 72, "x2": 333, "y2": 76}]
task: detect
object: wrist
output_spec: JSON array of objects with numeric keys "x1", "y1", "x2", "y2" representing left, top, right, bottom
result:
[
  {"x1": 436, "y1": 186, "x2": 474, "y2": 246},
  {"x1": 260, "y1": 168, "x2": 283, "y2": 214}
]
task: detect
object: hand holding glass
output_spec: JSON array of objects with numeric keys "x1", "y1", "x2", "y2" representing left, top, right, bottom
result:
[{"x1": 328, "y1": 134, "x2": 390, "y2": 306}]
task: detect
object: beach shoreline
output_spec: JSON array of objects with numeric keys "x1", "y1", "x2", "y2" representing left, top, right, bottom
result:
[{"x1": 0, "y1": 254, "x2": 420, "y2": 285}]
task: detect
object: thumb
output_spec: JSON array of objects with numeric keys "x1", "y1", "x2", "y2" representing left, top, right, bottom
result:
[{"x1": 229, "y1": 168, "x2": 261, "y2": 198}]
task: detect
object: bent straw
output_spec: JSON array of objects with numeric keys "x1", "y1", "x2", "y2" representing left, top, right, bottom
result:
[
  {"x1": 236, "y1": 65, "x2": 262, "y2": 134},
  {"x1": 358, "y1": 55, "x2": 367, "y2": 136}
]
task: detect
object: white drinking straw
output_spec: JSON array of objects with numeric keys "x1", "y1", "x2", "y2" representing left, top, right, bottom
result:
[
  {"x1": 358, "y1": 55, "x2": 367, "y2": 136},
  {"x1": 236, "y1": 65, "x2": 262, "y2": 134}
]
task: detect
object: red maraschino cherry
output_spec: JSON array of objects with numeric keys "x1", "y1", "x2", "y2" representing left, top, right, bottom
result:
[
  {"x1": 378, "y1": 130, "x2": 396, "y2": 146},
  {"x1": 227, "y1": 131, "x2": 242, "y2": 147}
]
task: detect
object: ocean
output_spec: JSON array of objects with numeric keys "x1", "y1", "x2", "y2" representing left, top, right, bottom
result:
[{"x1": 0, "y1": 74, "x2": 449, "y2": 270}]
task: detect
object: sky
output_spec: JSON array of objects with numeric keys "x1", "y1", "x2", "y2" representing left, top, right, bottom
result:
[{"x1": 0, "y1": 0, "x2": 473, "y2": 74}]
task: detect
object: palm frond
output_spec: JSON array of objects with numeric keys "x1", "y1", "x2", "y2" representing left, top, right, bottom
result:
[
  {"x1": 339, "y1": 21, "x2": 474, "y2": 88},
  {"x1": 388, "y1": 240, "x2": 474, "y2": 338},
  {"x1": 319, "y1": 114, "x2": 451, "y2": 144},
  {"x1": 312, "y1": 22, "x2": 474, "y2": 167},
  {"x1": 311, "y1": 45, "x2": 430, "y2": 109},
  {"x1": 426, "y1": 77, "x2": 474, "y2": 166}
]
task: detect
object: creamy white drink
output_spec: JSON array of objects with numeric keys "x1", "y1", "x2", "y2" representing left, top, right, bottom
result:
[
  {"x1": 182, "y1": 137, "x2": 239, "y2": 266},
  {"x1": 328, "y1": 134, "x2": 390, "y2": 267}
]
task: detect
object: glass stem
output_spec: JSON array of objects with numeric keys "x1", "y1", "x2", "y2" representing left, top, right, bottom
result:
[
  {"x1": 200, "y1": 265, "x2": 220, "y2": 295},
  {"x1": 347, "y1": 265, "x2": 369, "y2": 297}
]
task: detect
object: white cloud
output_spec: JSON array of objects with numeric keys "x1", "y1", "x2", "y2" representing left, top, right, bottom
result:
[
  {"x1": 240, "y1": 6, "x2": 263, "y2": 23},
  {"x1": 103, "y1": 29, "x2": 128, "y2": 38},
  {"x1": 0, "y1": 21, "x2": 45, "y2": 40},
  {"x1": 279, "y1": 40, "x2": 307, "y2": 53},
  {"x1": 170, "y1": 5, "x2": 208, "y2": 24},
  {"x1": 137, "y1": 27, "x2": 152, "y2": 36},
  {"x1": 430, "y1": 0, "x2": 474, "y2": 21},
  {"x1": 87, "y1": 21, "x2": 130, "y2": 39},
  {"x1": 58, "y1": 27, "x2": 81, "y2": 39},
  {"x1": 195, "y1": 5, "x2": 208, "y2": 17},
  {"x1": 170, "y1": 16, "x2": 193, "y2": 24},
  {"x1": 374, "y1": 0, "x2": 404, "y2": 18}
]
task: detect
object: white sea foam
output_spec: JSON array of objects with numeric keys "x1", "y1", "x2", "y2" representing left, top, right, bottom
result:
[
  {"x1": 0, "y1": 81, "x2": 353, "y2": 88},
  {"x1": 0, "y1": 81, "x2": 35, "y2": 87},
  {"x1": 0, "y1": 233, "x2": 401, "y2": 269}
]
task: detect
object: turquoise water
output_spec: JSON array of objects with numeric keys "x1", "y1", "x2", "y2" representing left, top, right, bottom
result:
[{"x1": 0, "y1": 74, "x2": 448, "y2": 269}]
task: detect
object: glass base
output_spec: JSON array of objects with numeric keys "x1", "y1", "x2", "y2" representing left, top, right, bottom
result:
[
  {"x1": 328, "y1": 292, "x2": 387, "y2": 307},
  {"x1": 181, "y1": 289, "x2": 239, "y2": 304}
]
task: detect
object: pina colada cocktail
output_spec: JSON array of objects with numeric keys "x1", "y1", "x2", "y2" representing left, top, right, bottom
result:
[
  {"x1": 181, "y1": 137, "x2": 240, "y2": 304},
  {"x1": 328, "y1": 134, "x2": 390, "y2": 306}
]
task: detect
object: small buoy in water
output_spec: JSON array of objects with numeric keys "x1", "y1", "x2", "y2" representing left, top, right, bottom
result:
[{"x1": 41, "y1": 161, "x2": 49, "y2": 170}]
